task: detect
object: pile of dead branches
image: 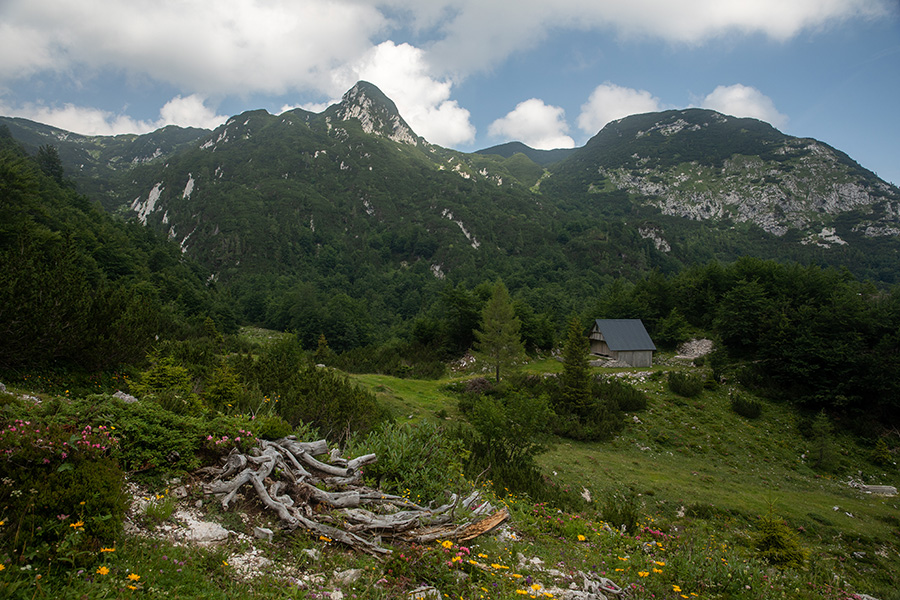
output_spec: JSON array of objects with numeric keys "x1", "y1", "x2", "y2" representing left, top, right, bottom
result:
[{"x1": 201, "y1": 436, "x2": 507, "y2": 555}]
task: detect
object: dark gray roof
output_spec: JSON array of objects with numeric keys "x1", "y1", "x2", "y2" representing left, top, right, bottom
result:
[{"x1": 592, "y1": 319, "x2": 656, "y2": 351}]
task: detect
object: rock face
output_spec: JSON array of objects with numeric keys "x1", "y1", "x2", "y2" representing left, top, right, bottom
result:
[
  {"x1": 601, "y1": 139, "x2": 897, "y2": 237},
  {"x1": 562, "y1": 108, "x2": 900, "y2": 241},
  {"x1": 329, "y1": 81, "x2": 419, "y2": 146}
]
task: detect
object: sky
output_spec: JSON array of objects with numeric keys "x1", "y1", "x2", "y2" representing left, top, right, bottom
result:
[{"x1": 1, "y1": 1, "x2": 898, "y2": 184}]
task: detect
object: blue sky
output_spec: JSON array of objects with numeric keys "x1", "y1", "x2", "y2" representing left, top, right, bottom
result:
[{"x1": 1, "y1": 0, "x2": 898, "y2": 184}]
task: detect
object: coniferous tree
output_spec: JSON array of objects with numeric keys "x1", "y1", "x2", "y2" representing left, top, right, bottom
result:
[
  {"x1": 36, "y1": 144, "x2": 65, "y2": 184},
  {"x1": 473, "y1": 280, "x2": 525, "y2": 382},
  {"x1": 559, "y1": 315, "x2": 592, "y2": 416}
]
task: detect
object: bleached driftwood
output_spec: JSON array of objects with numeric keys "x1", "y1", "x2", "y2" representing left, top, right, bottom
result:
[{"x1": 201, "y1": 437, "x2": 500, "y2": 554}]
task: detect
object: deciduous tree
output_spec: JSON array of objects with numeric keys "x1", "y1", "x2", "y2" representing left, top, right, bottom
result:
[{"x1": 473, "y1": 280, "x2": 525, "y2": 382}]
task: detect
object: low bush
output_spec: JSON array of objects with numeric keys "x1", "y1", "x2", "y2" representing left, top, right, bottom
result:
[
  {"x1": 730, "y1": 391, "x2": 762, "y2": 419},
  {"x1": 347, "y1": 421, "x2": 466, "y2": 504},
  {"x1": 0, "y1": 417, "x2": 126, "y2": 566},
  {"x1": 596, "y1": 377, "x2": 648, "y2": 412},
  {"x1": 667, "y1": 371, "x2": 705, "y2": 398},
  {"x1": 754, "y1": 511, "x2": 808, "y2": 568},
  {"x1": 131, "y1": 356, "x2": 203, "y2": 416},
  {"x1": 600, "y1": 490, "x2": 642, "y2": 533}
]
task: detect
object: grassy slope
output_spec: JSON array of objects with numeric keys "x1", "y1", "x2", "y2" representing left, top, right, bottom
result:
[
  {"x1": 352, "y1": 358, "x2": 898, "y2": 539},
  {"x1": 4, "y1": 350, "x2": 898, "y2": 600},
  {"x1": 353, "y1": 356, "x2": 900, "y2": 597}
]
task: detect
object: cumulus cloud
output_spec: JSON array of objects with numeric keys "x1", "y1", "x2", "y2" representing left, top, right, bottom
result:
[
  {"x1": 577, "y1": 83, "x2": 663, "y2": 134},
  {"x1": 330, "y1": 41, "x2": 476, "y2": 146},
  {"x1": 0, "y1": 95, "x2": 226, "y2": 136},
  {"x1": 699, "y1": 84, "x2": 788, "y2": 128},
  {"x1": 488, "y1": 99, "x2": 575, "y2": 149},
  {"x1": 0, "y1": 0, "x2": 385, "y2": 93},
  {"x1": 3, "y1": 1, "x2": 888, "y2": 92},
  {"x1": 414, "y1": 0, "x2": 893, "y2": 74},
  {"x1": 158, "y1": 95, "x2": 228, "y2": 130},
  {"x1": 0, "y1": 0, "x2": 888, "y2": 143}
]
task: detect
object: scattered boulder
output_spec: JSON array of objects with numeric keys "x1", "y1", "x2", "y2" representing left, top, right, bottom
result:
[
  {"x1": 333, "y1": 569, "x2": 363, "y2": 586},
  {"x1": 114, "y1": 390, "x2": 139, "y2": 403},
  {"x1": 408, "y1": 586, "x2": 441, "y2": 600}
]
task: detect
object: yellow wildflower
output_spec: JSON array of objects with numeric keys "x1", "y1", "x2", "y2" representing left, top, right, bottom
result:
[
  {"x1": 100, "y1": 547, "x2": 115, "y2": 553},
  {"x1": 127, "y1": 573, "x2": 140, "y2": 581},
  {"x1": 638, "y1": 571, "x2": 649, "y2": 577},
  {"x1": 319, "y1": 536, "x2": 332, "y2": 542},
  {"x1": 70, "y1": 520, "x2": 84, "y2": 528},
  {"x1": 0, "y1": 564, "x2": 5, "y2": 572},
  {"x1": 441, "y1": 540, "x2": 454, "y2": 549},
  {"x1": 96, "y1": 566, "x2": 110, "y2": 575},
  {"x1": 577, "y1": 534, "x2": 586, "y2": 542},
  {"x1": 127, "y1": 585, "x2": 137, "y2": 590}
]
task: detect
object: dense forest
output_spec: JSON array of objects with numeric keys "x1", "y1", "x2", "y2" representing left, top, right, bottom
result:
[{"x1": 2, "y1": 121, "x2": 899, "y2": 430}]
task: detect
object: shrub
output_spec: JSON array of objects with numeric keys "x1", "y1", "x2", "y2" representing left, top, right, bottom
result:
[
  {"x1": 596, "y1": 377, "x2": 648, "y2": 412},
  {"x1": 73, "y1": 394, "x2": 206, "y2": 473},
  {"x1": 870, "y1": 438, "x2": 895, "y2": 468},
  {"x1": 667, "y1": 371, "x2": 705, "y2": 398},
  {"x1": 729, "y1": 391, "x2": 762, "y2": 419},
  {"x1": 242, "y1": 338, "x2": 390, "y2": 440},
  {"x1": 252, "y1": 414, "x2": 295, "y2": 440},
  {"x1": 600, "y1": 490, "x2": 642, "y2": 533},
  {"x1": 347, "y1": 421, "x2": 466, "y2": 504},
  {"x1": 0, "y1": 418, "x2": 126, "y2": 566},
  {"x1": 131, "y1": 355, "x2": 203, "y2": 416},
  {"x1": 754, "y1": 511, "x2": 808, "y2": 568}
]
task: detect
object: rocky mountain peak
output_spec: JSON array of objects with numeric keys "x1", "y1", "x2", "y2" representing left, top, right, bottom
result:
[{"x1": 329, "y1": 81, "x2": 418, "y2": 146}]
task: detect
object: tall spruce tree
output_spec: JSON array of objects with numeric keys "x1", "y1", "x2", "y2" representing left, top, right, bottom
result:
[
  {"x1": 473, "y1": 280, "x2": 525, "y2": 382},
  {"x1": 559, "y1": 315, "x2": 592, "y2": 416}
]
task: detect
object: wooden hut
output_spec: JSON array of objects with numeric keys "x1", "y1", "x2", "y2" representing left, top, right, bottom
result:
[{"x1": 589, "y1": 319, "x2": 656, "y2": 367}]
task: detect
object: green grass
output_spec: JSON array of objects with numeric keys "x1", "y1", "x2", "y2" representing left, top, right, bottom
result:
[
  {"x1": 3, "y1": 359, "x2": 899, "y2": 600},
  {"x1": 348, "y1": 373, "x2": 463, "y2": 423}
]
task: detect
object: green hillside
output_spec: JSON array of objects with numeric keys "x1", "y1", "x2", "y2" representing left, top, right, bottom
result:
[{"x1": 0, "y1": 125, "x2": 228, "y2": 372}]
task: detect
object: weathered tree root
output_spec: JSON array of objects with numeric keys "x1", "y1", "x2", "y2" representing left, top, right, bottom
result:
[{"x1": 201, "y1": 436, "x2": 504, "y2": 555}]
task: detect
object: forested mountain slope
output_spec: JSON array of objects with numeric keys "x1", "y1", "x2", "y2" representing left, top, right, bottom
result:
[
  {"x1": 0, "y1": 125, "x2": 227, "y2": 371},
  {"x1": 4, "y1": 82, "x2": 900, "y2": 346}
]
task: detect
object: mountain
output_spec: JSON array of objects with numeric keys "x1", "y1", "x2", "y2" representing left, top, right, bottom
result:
[
  {"x1": 475, "y1": 141, "x2": 575, "y2": 166},
  {"x1": 0, "y1": 126, "x2": 225, "y2": 371},
  {"x1": 548, "y1": 109, "x2": 900, "y2": 243},
  {"x1": 0, "y1": 116, "x2": 208, "y2": 206},
  {"x1": 4, "y1": 82, "x2": 900, "y2": 346}
]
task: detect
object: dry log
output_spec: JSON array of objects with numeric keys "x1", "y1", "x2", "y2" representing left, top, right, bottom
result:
[{"x1": 200, "y1": 437, "x2": 504, "y2": 554}]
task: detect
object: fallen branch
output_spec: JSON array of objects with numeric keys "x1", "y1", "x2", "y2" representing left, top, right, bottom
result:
[{"x1": 201, "y1": 437, "x2": 501, "y2": 554}]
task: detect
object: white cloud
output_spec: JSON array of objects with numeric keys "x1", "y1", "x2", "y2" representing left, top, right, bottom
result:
[
  {"x1": 3, "y1": 1, "x2": 888, "y2": 94},
  {"x1": 158, "y1": 95, "x2": 228, "y2": 130},
  {"x1": 0, "y1": 0, "x2": 888, "y2": 145},
  {"x1": 577, "y1": 83, "x2": 663, "y2": 134},
  {"x1": 488, "y1": 99, "x2": 575, "y2": 149},
  {"x1": 413, "y1": 0, "x2": 893, "y2": 74},
  {"x1": 331, "y1": 41, "x2": 476, "y2": 146},
  {"x1": 0, "y1": 0, "x2": 386, "y2": 93},
  {"x1": 0, "y1": 95, "x2": 226, "y2": 136},
  {"x1": 699, "y1": 84, "x2": 788, "y2": 128}
]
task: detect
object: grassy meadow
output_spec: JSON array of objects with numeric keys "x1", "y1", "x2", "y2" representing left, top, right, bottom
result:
[{"x1": 1, "y1": 348, "x2": 898, "y2": 600}]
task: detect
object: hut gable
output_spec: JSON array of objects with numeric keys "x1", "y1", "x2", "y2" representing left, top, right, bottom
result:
[{"x1": 589, "y1": 319, "x2": 656, "y2": 367}]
